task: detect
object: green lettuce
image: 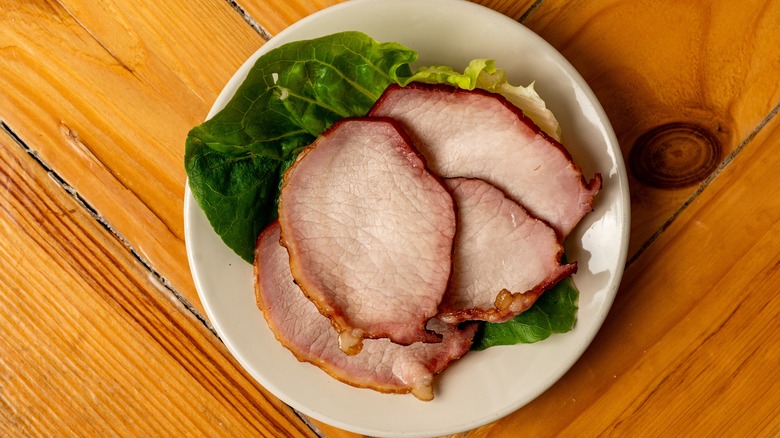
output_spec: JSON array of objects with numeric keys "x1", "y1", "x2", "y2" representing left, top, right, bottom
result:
[
  {"x1": 471, "y1": 277, "x2": 579, "y2": 350},
  {"x1": 185, "y1": 31, "x2": 417, "y2": 262},
  {"x1": 409, "y1": 59, "x2": 561, "y2": 140}
]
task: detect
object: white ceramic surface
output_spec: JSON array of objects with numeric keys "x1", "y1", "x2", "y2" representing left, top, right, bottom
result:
[{"x1": 184, "y1": 1, "x2": 630, "y2": 436}]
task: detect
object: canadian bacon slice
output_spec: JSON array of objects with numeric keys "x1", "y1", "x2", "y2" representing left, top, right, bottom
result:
[
  {"x1": 277, "y1": 117, "x2": 456, "y2": 355},
  {"x1": 255, "y1": 221, "x2": 477, "y2": 401},
  {"x1": 437, "y1": 178, "x2": 577, "y2": 323},
  {"x1": 368, "y1": 82, "x2": 602, "y2": 240}
]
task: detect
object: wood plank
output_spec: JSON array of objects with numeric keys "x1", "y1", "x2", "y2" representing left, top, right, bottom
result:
[
  {"x1": 0, "y1": 0, "x2": 267, "y2": 313},
  {"x1": 0, "y1": 128, "x2": 316, "y2": 436},
  {"x1": 520, "y1": 0, "x2": 780, "y2": 256},
  {"x1": 459, "y1": 108, "x2": 780, "y2": 436}
]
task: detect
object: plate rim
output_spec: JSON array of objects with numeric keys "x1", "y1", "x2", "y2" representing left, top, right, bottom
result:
[{"x1": 184, "y1": 0, "x2": 630, "y2": 436}]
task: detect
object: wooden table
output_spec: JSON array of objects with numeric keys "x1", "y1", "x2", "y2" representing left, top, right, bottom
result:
[{"x1": 2, "y1": 1, "x2": 779, "y2": 436}]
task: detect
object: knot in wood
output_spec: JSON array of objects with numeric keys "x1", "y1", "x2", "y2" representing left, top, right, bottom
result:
[{"x1": 629, "y1": 123, "x2": 721, "y2": 189}]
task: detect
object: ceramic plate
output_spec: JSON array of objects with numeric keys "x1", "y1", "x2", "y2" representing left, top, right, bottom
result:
[{"x1": 184, "y1": 0, "x2": 630, "y2": 436}]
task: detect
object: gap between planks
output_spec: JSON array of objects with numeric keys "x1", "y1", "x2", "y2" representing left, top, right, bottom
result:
[
  {"x1": 518, "y1": 0, "x2": 545, "y2": 23},
  {"x1": 0, "y1": 121, "x2": 216, "y2": 340},
  {"x1": 226, "y1": 0, "x2": 274, "y2": 40}
]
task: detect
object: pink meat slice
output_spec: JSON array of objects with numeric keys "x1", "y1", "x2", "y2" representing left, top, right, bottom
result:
[
  {"x1": 255, "y1": 222, "x2": 477, "y2": 401},
  {"x1": 437, "y1": 178, "x2": 577, "y2": 324},
  {"x1": 368, "y1": 82, "x2": 602, "y2": 240},
  {"x1": 277, "y1": 117, "x2": 457, "y2": 355}
]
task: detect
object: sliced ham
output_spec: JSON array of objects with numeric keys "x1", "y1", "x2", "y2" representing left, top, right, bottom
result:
[
  {"x1": 437, "y1": 178, "x2": 577, "y2": 324},
  {"x1": 255, "y1": 221, "x2": 477, "y2": 401},
  {"x1": 368, "y1": 82, "x2": 602, "y2": 240},
  {"x1": 277, "y1": 117, "x2": 457, "y2": 355}
]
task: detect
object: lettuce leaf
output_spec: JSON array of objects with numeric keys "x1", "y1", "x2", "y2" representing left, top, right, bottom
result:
[
  {"x1": 408, "y1": 59, "x2": 561, "y2": 140},
  {"x1": 471, "y1": 276, "x2": 579, "y2": 350},
  {"x1": 185, "y1": 31, "x2": 417, "y2": 262}
]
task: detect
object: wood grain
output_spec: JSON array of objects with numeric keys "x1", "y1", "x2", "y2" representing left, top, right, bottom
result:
[
  {"x1": 521, "y1": 0, "x2": 780, "y2": 257},
  {"x1": 0, "y1": 127, "x2": 317, "y2": 436},
  {"x1": 2, "y1": 0, "x2": 779, "y2": 437},
  {"x1": 0, "y1": 0, "x2": 266, "y2": 314},
  {"x1": 459, "y1": 106, "x2": 780, "y2": 437}
]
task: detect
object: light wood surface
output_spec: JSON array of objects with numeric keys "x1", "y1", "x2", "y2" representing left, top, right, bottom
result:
[
  {"x1": 1, "y1": 0, "x2": 778, "y2": 437},
  {"x1": 0, "y1": 129, "x2": 315, "y2": 437}
]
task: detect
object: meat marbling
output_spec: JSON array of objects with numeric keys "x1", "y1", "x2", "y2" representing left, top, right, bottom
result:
[
  {"x1": 255, "y1": 221, "x2": 477, "y2": 401},
  {"x1": 438, "y1": 178, "x2": 577, "y2": 324},
  {"x1": 368, "y1": 82, "x2": 602, "y2": 240},
  {"x1": 277, "y1": 117, "x2": 457, "y2": 355}
]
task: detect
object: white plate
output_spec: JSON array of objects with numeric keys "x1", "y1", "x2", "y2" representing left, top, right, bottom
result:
[{"x1": 184, "y1": 0, "x2": 630, "y2": 436}]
